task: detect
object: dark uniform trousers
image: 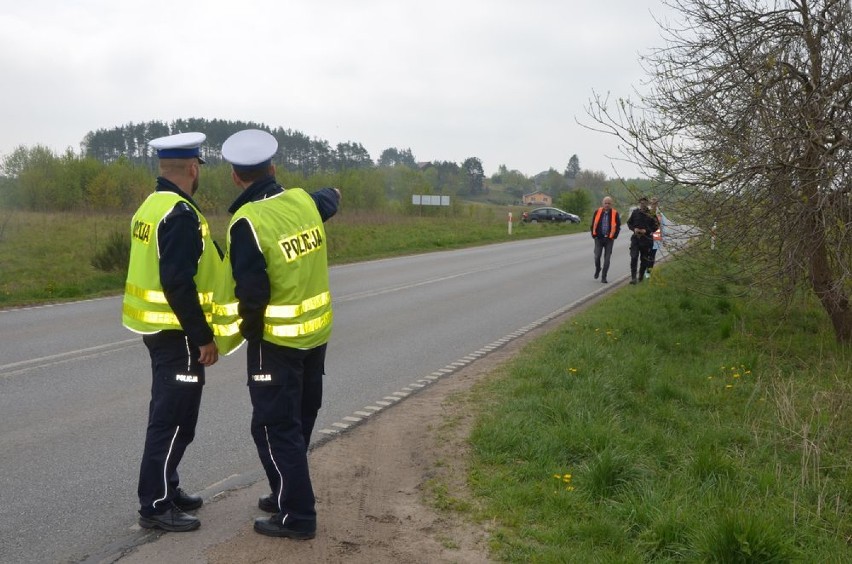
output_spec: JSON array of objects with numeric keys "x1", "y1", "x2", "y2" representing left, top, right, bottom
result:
[
  {"x1": 593, "y1": 237, "x2": 615, "y2": 278},
  {"x1": 630, "y1": 235, "x2": 654, "y2": 280},
  {"x1": 138, "y1": 330, "x2": 204, "y2": 517},
  {"x1": 248, "y1": 340, "x2": 325, "y2": 526}
]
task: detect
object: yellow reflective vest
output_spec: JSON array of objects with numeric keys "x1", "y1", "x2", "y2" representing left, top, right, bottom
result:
[
  {"x1": 213, "y1": 188, "x2": 333, "y2": 355},
  {"x1": 122, "y1": 192, "x2": 220, "y2": 335}
]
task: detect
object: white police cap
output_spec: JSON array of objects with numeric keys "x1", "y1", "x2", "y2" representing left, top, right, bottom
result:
[
  {"x1": 148, "y1": 131, "x2": 206, "y2": 163},
  {"x1": 221, "y1": 129, "x2": 278, "y2": 168}
]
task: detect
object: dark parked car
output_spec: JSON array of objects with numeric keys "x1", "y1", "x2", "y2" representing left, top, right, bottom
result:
[{"x1": 521, "y1": 207, "x2": 580, "y2": 224}]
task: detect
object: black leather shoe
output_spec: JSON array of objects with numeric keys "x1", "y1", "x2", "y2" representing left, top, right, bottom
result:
[
  {"x1": 139, "y1": 505, "x2": 200, "y2": 532},
  {"x1": 254, "y1": 514, "x2": 316, "y2": 539},
  {"x1": 174, "y1": 488, "x2": 203, "y2": 511},
  {"x1": 601, "y1": 277, "x2": 608, "y2": 283},
  {"x1": 630, "y1": 278, "x2": 637, "y2": 285},
  {"x1": 594, "y1": 268, "x2": 600, "y2": 279},
  {"x1": 258, "y1": 494, "x2": 278, "y2": 513}
]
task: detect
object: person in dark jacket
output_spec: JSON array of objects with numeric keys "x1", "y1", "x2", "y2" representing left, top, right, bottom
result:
[
  {"x1": 626, "y1": 196, "x2": 660, "y2": 284},
  {"x1": 589, "y1": 196, "x2": 621, "y2": 283},
  {"x1": 215, "y1": 129, "x2": 340, "y2": 540}
]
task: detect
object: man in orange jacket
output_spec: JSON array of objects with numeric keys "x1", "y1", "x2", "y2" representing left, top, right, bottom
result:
[{"x1": 589, "y1": 196, "x2": 621, "y2": 284}]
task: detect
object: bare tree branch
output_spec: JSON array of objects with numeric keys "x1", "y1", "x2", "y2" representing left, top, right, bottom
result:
[{"x1": 584, "y1": 0, "x2": 852, "y2": 344}]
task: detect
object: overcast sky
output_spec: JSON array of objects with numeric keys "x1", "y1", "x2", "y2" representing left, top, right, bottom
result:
[{"x1": 0, "y1": 0, "x2": 674, "y2": 178}]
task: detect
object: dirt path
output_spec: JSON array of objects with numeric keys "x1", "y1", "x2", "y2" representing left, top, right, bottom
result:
[{"x1": 118, "y1": 305, "x2": 589, "y2": 563}]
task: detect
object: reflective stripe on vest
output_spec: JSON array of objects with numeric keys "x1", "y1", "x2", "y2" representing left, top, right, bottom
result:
[
  {"x1": 125, "y1": 282, "x2": 213, "y2": 306},
  {"x1": 592, "y1": 207, "x2": 617, "y2": 239},
  {"x1": 265, "y1": 310, "x2": 333, "y2": 338},
  {"x1": 123, "y1": 302, "x2": 213, "y2": 327},
  {"x1": 211, "y1": 290, "x2": 331, "y2": 338},
  {"x1": 265, "y1": 291, "x2": 330, "y2": 319}
]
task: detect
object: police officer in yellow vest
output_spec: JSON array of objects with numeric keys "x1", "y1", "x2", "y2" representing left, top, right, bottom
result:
[
  {"x1": 122, "y1": 132, "x2": 221, "y2": 532},
  {"x1": 213, "y1": 129, "x2": 340, "y2": 539}
]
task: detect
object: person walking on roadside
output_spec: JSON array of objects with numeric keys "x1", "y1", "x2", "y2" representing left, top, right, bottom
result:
[
  {"x1": 647, "y1": 197, "x2": 664, "y2": 278},
  {"x1": 590, "y1": 196, "x2": 621, "y2": 284},
  {"x1": 626, "y1": 196, "x2": 660, "y2": 284},
  {"x1": 122, "y1": 132, "x2": 221, "y2": 532},
  {"x1": 212, "y1": 129, "x2": 340, "y2": 540}
]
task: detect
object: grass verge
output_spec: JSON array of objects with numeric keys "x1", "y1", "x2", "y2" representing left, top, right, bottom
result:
[{"x1": 440, "y1": 256, "x2": 852, "y2": 562}]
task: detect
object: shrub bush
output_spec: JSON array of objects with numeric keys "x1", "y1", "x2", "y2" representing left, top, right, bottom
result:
[{"x1": 91, "y1": 230, "x2": 129, "y2": 273}]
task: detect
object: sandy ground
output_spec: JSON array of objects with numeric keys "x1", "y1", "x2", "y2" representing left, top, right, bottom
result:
[{"x1": 115, "y1": 304, "x2": 591, "y2": 564}]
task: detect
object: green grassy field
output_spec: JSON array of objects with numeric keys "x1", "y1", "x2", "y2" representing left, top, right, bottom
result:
[
  {"x1": 436, "y1": 257, "x2": 851, "y2": 562},
  {"x1": 0, "y1": 207, "x2": 582, "y2": 307}
]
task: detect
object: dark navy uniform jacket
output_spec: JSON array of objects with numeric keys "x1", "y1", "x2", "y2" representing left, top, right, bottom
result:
[
  {"x1": 155, "y1": 177, "x2": 222, "y2": 347},
  {"x1": 226, "y1": 176, "x2": 340, "y2": 343}
]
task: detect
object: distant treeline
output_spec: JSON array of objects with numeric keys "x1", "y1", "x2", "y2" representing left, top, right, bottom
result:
[
  {"x1": 81, "y1": 118, "x2": 384, "y2": 176},
  {"x1": 0, "y1": 117, "x2": 663, "y2": 215},
  {"x1": 0, "y1": 148, "x2": 463, "y2": 214}
]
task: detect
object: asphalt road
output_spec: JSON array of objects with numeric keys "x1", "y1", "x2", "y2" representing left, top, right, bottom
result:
[{"x1": 0, "y1": 231, "x2": 632, "y2": 563}]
